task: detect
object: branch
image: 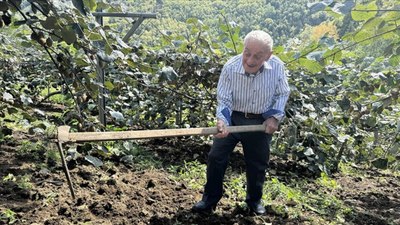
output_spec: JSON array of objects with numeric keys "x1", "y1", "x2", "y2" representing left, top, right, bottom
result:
[
  {"x1": 287, "y1": 45, "x2": 321, "y2": 64},
  {"x1": 320, "y1": 26, "x2": 400, "y2": 62},
  {"x1": 8, "y1": 0, "x2": 84, "y2": 120},
  {"x1": 352, "y1": 9, "x2": 400, "y2": 12},
  {"x1": 220, "y1": 13, "x2": 238, "y2": 54},
  {"x1": 36, "y1": 90, "x2": 62, "y2": 105}
]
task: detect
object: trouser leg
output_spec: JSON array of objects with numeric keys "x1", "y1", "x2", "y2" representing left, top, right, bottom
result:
[
  {"x1": 202, "y1": 135, "x2": 238, "y2": 204},
  {"x1": 242, "y1": 132, "x2": 271, "y2": 204}
]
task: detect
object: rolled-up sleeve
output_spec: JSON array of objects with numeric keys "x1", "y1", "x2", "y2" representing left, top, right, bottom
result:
[{"x1": 216, "y1": 67, "x2": 233, "y2": 126}]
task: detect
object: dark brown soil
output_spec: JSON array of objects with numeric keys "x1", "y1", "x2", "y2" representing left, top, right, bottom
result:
[{"x1": 0, "y1": 133, "x2": 399, "y2": 225}]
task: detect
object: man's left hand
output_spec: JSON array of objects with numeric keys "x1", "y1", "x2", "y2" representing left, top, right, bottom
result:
[{"x1": 263, "y1": 117, "x2": 279, "y2": 134}]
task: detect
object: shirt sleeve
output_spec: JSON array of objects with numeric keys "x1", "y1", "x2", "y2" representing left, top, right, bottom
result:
[
  {"x1": 265, "y1": 66, "x2": 290, "y2": 121},
  {"x1": 216, "y1": 66, "x2": 233, "y2": 126}
]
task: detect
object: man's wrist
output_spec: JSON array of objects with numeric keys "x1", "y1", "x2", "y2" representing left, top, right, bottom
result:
[{"x1": 272, "y1": 114, "x2": 283, "y2": 122}]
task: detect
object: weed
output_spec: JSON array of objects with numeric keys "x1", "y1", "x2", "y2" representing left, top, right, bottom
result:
[
  {"x1": 118, "y1": 142, "x2": 162, "y2": 170},
  {"x1": 338, "y1": 162, "x2": 360, "y2": 176},
  {"x1": 42, "y1": 192, "x2": 57, "y2": 206},
  {"x1": 169, "y1": 160, "x2": 206, "y2": 190},
  {"x1": 0, "y1": 209, "x2": 17, "y2": 224},
  {"x1": 224, "y1": 172, "x2": 246, "y2": 202},
  {"x1": 46, "y1": 148, "x2": 61, "y2": 162},
  {"x1": 2, "y1": 173, "x2": 33, "y2": 190},
  {"x1": 17, "y1": 140, "x2": 46, "y2": 160},
  {"x1": 316, "y1": 172, "x2": 339, "y2": 190},
  {"x1": 39, "y1": 87, "x2": 65, "y2": 104}
]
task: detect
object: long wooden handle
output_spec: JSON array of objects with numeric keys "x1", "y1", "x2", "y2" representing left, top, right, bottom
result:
[{"x1": 57, "y1": 124, "x2": 266, "y2": 143}]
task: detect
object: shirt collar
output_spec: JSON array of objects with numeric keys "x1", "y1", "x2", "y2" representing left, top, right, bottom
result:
[{"x1": 240, "y1": 55, "x2": 273, "y2": 76}]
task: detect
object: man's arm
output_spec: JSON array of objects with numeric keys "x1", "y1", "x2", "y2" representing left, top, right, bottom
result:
[{"x1": 216, "y1": 67, "x2": 233, "y2": 126}]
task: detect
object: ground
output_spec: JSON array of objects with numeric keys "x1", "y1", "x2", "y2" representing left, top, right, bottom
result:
[{"x1": 0, "y1": 132, "x2": 399, "y2": 225}]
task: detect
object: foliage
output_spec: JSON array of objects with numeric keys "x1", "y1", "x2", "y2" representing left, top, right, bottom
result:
[
  {"x1": 2, "y1": 173, "x2": 33, "y2": 190},
  {"x1": 0, "y1": 0, "x2": 399, "y2": 176},
  {"x1": 0, "y1": 209, "x2": 17, "y2": 224},
  {"x1": 120, "y1": 0, "x2": 323, "y2": 46},
  {"x1": 169, "y1": 160, "x2": 206, "y2": 190}
]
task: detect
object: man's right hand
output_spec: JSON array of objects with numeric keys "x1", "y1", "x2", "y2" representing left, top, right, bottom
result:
[{"x1": 215, "y1": 119, "x2": 229, "y2": 138}]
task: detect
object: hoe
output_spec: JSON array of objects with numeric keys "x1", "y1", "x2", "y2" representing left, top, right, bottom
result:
[{"x1": 56, "y1": 124, "x2": 266, "y2": 199}]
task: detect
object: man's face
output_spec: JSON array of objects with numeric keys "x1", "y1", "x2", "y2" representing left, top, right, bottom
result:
[{"x1": 242, "y1": 40, "x2": 272, "y2": 74}]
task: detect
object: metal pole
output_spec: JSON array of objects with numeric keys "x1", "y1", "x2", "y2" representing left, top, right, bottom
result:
[
  {"x1": 95, "y1": 9, "x2": 106, "y2": 126},
  {"x1": 57, "y1": 142, "x2": 76, "y2": 199}
]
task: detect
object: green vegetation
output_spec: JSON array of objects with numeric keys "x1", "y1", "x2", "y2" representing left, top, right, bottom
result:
[
  {"x1": 0, "y1": 0, "x2": 398, "y2": 173},
  {"x1": 0, "y1": 209, "x2": 17, "y2": 224},
  {"x1": 169, "y1": 160, "x2": 207, "y2": 190},
  {"x1": 2, "y1": 173, "x2": 32, "y2": 190},
  {"x1": 169, "y1": 160, "x2": 353, "y2": 223},
  {"x1": 0, "y1": 0, "x2": 399, "y2": 223}
]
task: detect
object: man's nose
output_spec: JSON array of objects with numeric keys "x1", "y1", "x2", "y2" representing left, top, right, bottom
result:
[{"x1": 247, "y1": 57, "x2": 256, "y2": 66}]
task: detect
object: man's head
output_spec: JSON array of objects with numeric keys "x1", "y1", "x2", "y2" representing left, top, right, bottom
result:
[{"x1": 242, "y1": 30, "x2": 273, "y2": 74}]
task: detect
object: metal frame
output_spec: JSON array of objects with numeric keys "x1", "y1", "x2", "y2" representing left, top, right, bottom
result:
[{"x1": 94, "y1": 11, "x2": 157, "y2": 126}]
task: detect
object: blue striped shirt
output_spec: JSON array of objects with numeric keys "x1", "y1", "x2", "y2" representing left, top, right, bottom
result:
[{"x1": 216, "y1": 54, "x2": 290, "y2": 125}]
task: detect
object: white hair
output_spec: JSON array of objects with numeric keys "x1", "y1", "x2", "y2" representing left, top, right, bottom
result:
[{"x1": 244, "y1": 30, "x2": 274, "y2": 53}]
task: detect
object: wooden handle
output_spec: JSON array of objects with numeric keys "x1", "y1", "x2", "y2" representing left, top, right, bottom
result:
[{"x1": 57, "y1": 124, "x2": 266, "y2": 143}]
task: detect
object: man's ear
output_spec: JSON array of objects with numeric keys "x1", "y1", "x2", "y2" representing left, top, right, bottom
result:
[{"x1": 265, "y1": 51, "x2": 273, "y2": 61}]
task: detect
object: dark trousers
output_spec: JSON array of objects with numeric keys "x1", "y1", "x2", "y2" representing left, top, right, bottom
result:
[{"x1": 201, "y1": 111, "x2": 272, "y2": 205}]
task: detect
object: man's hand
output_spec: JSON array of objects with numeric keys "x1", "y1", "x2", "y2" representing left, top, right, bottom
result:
[
  {"x1": 215, "y1": 119, "x2": 229, "y2": 138},
  {"x1": 263, "y1": 117, "x2": 279, "y2": 134}
]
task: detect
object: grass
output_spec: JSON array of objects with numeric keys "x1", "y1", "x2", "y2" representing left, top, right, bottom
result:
[
  {"x1": 2, "y1": 173, "x2": 33, "y2": 190},
  {"x1": 39, "y1": 87, "x2": 66, "y2": 104},
  {"x1": 17, "y1": 140, "x2": 46, "y2": 160},
  {"x1": 168, "y1": 160, "x2": 206, "y2": 190},
  {"x1": 168, "y1": 160, "x2": 353, "y2": 224},
  {"x1": 0, "y1": 209, "x2": 17, "y2": 224}
]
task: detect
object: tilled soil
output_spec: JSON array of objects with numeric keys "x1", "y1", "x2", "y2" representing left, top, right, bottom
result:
[{"x1": 1, "y1": 136, "x2": 399, "y2": 225}]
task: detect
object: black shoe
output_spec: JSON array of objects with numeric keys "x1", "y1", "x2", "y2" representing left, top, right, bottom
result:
[
  {"x1": 191, "y1": 201, "x2": 217, "y2": 214},
  {"x1": 247, "y1": 202, "x2": 265, "y2": 215}
]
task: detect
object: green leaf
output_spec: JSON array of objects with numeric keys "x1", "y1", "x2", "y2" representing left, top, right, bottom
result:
[
  {"x1": 351, "y1": 2, "x2": 378, "y2": 21},
  {"x1": 376, "y1": 24, "x2": 397, "y2": 39},
  {"x1": 389, "y1": 55, "x2": 400, "y2": 67},
  {"x1": 299, "y1": 58, "x2": 323, "y2": 73},
  {"x1": 365, "y1": 116, "x2": 376, "y2": 127},
  {"x1": 353, "y1": 29, "x2": 371, "y2": 43},
  {"x1": 159, "y1": 66, "x2": 178, "y2": 82},
  {"x1": 323, "y1": 48, "x2": 342, "y2": 64},
  {"x1": 104, "y1": 81, "x2": 114, "y2": 91},
  {"x1": 371, "y1": 157, "x2": 388, "y2": 169},
  {"x1": 41, "y1": 16, "x2": 58, "y2": 29},
  {"x1": 0, "y1": 2, "x2": 9, "y2": 11},
  {"x1": 61, "y1": 27, "x2": 77, "y2": 45},
  {"x1": 85, "y1": 155, "x2": 103, "y2": 167},
  {"x1": 87, "y1": 32, "x2": 103, "y2": 41},
  {"x1": 397, "y1": 120, "x2": 400, "y2": 133},
  {"x1": 338, "y1": 96, "x2": 351, "y2": 111},
  {"x1": 110, "y1": 111, "x2": 124, "y2": 121},
  {"x1": 381, "y1": 11, "x2": 400, "y2": 21},
  {"x1": 307, "y1": 51, "x2": 325, "y2": 61},
  {"x1": 83, "y1": 0, "x2": 97, "y2": 11},
  {"x1": 105, "y1": 43, "x2": 113, "y2": 55},
  {"x1": 76, "y1": 57, "x2": 90, "y2": 67},
  {"x1": 360, "y1": 17, "x2": 383, "y2": 31},
  {"x1": 72, "y1": 0, "x2": 87, "y2": 16},
  {"x1": 7, "y1": 107, "x2": 18, "y2": 114}
]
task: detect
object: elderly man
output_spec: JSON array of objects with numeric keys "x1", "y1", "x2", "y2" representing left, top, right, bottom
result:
[{"x1": 192, "y1": 30, "x2": 290, "y2": 215}]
